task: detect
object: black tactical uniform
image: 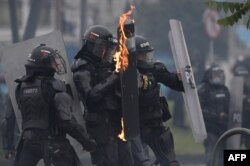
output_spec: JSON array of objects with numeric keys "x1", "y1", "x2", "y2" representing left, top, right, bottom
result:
[
  {"x1": 14, "y1": 44, "x2": 96, "y2": 166},
  {"x1": 71, "y1": 25, "x2": 129, "y2": 166},
  {"x1": 198, "y1": 64, "x2": 230, "y2": 166},
  {"x1": 233, "y1": 57, "x2": 250, "y2": 148},
  {"x1": 1, "y1": 95, "x2": 18, "y2": 160},
  {"x1": 135, "y1": 36, "x2": 184, "y2": 166}
]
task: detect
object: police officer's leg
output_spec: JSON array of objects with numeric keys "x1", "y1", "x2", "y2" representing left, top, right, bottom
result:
[
  {"x1": 147, "y1": 126, "x2": 179, "y2": 166},
  {"x1": 90, "y1": 138, "x2": 118, "y2": 166},
  {"x1": 204, "y1": 133, "x2": 218, "y2": 166},
  {"x1": 44, "y1": 140, "x2": 80, "y2": 166},
  {"x1": 131, "y1": 135, "x2": 153, "y2": 166},
  {"x1": 17, "y1": 139, "x2": 43, "y2": 166},
  {"x1": 118, "y1": 138, "x2": 134, "y2": 166}
]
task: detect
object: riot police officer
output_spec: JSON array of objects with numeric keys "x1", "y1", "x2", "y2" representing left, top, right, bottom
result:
[
  {"x1": 71, "y1": 25, "x2": 127, "y2": 166},
  {"x1": 198, "y1": 64, "x2": 230, "y2": 166},
  {"x1": 14, "y1": 44, "x2": 96, "y2": 166},
  {"x1": 233, "y1": 56, "x2": 250, "y2": 148},
  {"x1": 135, "y1": 35, "x2": 184, "y2": 166}
]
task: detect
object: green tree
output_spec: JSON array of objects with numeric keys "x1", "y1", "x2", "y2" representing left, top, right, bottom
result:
[{"x1": 207, "y1": 0, "x2": 250, "y2": 28}]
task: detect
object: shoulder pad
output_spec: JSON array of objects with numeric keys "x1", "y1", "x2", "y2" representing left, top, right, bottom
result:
[
  {"x1": 51, "y1": 79, "x2": 67, "y2": 92},
  {"x1": 71, "y1": 59, "x2": 88, "y2": 72},
  {"x1": 154, "y1": 62, "x2": 167, "y2": 72},
  {"x1": 14, "y1": 75, "x2": 33, "y2": 83}
]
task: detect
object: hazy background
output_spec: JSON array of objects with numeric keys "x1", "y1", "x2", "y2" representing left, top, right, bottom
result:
[{"x1": 1, "y1": 0, "x2": 250, "y2": 165}]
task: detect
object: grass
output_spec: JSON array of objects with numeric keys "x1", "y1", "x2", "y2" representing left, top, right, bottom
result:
[
  {"x1": 166, "y1": 101, "x2": 205, "y2": 155},
  {"x1": 171, "y1": 126, "x2": 204, "y2": 155}
]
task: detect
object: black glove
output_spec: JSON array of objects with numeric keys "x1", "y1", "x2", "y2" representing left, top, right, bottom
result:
[{"x1": 82, "y1": 138, "x2": 97, "y2": 152}]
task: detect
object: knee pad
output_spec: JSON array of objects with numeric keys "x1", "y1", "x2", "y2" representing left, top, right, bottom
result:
[{"x1": 152, "y1": 128, "x2": 179, "y2": 166}]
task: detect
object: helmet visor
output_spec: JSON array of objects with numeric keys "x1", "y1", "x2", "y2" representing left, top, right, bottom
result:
[
  {"x1": 92, "y1": 38, "x2": 117, "y2": 63},
  {"x1": 50, "y1": 51, "x2": 67, "y2": 75},
  {"x1": 137, "y1": 51, "x2": 155, "y2": 68},
  {"x1": 210, "y1": 68, "x2": 225, "y2": 85}
]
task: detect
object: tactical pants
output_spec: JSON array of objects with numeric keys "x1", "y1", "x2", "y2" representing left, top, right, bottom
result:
[
  {"x1": 118, "y1": 138, "x2": 134, "y2": 166},
  {"x1": 90, "y1": 138, "x2": 119, "y2": 166},
  {"x1": 131, "y1": 135, "x2": 153, "y2": 166},
  {"x1": 204, "y1": 133, "x2": 223, "y2": 166},
  {"x1": 15, "y1": 138, "x2": 79, "y2": 166},
  {"x1": 141, "y1": 124, "x2": 179, "y2": 166}
]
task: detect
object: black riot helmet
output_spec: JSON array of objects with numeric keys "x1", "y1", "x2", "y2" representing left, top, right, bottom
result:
[
  {"x1": 25, "y1": 44, "x2": 67, "y2": 75},
  {"x1": 204, "y1": 64, "x2": 225, "y2": 86},
  {"x1": 75, "y1": 25, "x2": 118, "y2": 63},
  {"x1": 135, "y1": 35, "x2": 155, "y2": 69}
]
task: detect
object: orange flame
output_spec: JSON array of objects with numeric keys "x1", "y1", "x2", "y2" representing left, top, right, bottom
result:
[
  {"x1": 113, "y1": 5, "x2": 135, "y2": 73},
  {"x1": 118, "y1": 118, "x2": 126, "y2": 141}
]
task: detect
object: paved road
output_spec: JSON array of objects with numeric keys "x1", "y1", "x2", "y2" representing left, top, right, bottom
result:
[{"x1": 0, "y1": 154, "x2": 206, "y2": 166}]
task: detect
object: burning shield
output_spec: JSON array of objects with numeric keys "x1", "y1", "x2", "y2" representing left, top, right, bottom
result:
[
  {"x1": 119, "y1": 19, "x2": 140, "y2": 140},
  {"x1": 114, "y1": 7, "x2": 139, "y2": 140},
  {"x1": 168, "y1": 19, "x2": 207, "y2": 143},
  {"x1": 1, "y1": 31, "x2": 85, "y2": 159},
  {"x1": 226, "y1": 68, "x2": 247, "y2": 149}
]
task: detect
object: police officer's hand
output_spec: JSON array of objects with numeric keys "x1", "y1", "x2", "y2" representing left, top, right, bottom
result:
[
  {"x1": 83, "y1": 138, "x2": 97, "y2": 152},
  {"x1": 5, "y1": 151, "x2": 16, "y2": 160}
]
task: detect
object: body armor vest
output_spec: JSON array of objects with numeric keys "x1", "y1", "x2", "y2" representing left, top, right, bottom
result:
[
  {"x1": 208, "y1": 86, "x2": 228, "y2": 114},
  {"x1": 139, "y1": 85, "x2": 162, "y2": 121},
  {"x1": 16, "y1": 78, "x2": 55, "y2": 131}
]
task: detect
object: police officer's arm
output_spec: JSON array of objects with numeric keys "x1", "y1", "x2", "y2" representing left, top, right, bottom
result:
[
  {"x1": 54, "y1": 92, "x2": 96, "y2": 151},
  {"x1": 198, "y1": 84, "x2": 218, "y2": 121},
  {"x1": 73, "y1": 68, "x2": 118, "y2": 103},
  {"x1": 153, "y1": 62, "x2": 184, "y2": 92}
]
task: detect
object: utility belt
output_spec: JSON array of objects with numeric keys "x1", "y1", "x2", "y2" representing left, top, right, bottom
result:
[{"x1": 22, "y1": 129, "x2": 66, "y2": 141}]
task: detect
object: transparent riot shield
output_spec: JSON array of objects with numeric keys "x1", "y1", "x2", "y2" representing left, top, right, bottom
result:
[
  {"x1": 168, "y1": 19, "x2": 207, "y2": 143},
  {"x1": 226, "y1": 67, "x2": 247, "y2": 149},
  {"x1": 119, "y1": 19, "x2": 140, "y2": 140},
  {"x1": 1, "y1": 31, "x2": 84, "y2": 161}
]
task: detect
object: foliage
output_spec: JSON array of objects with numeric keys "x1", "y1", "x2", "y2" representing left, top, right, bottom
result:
[
  {"x1": 136, "y1": 0, "x2": 228, "y2": 61},
  {"x1": 206, "y1": 0, "x2": 250, "y2": 29}
]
